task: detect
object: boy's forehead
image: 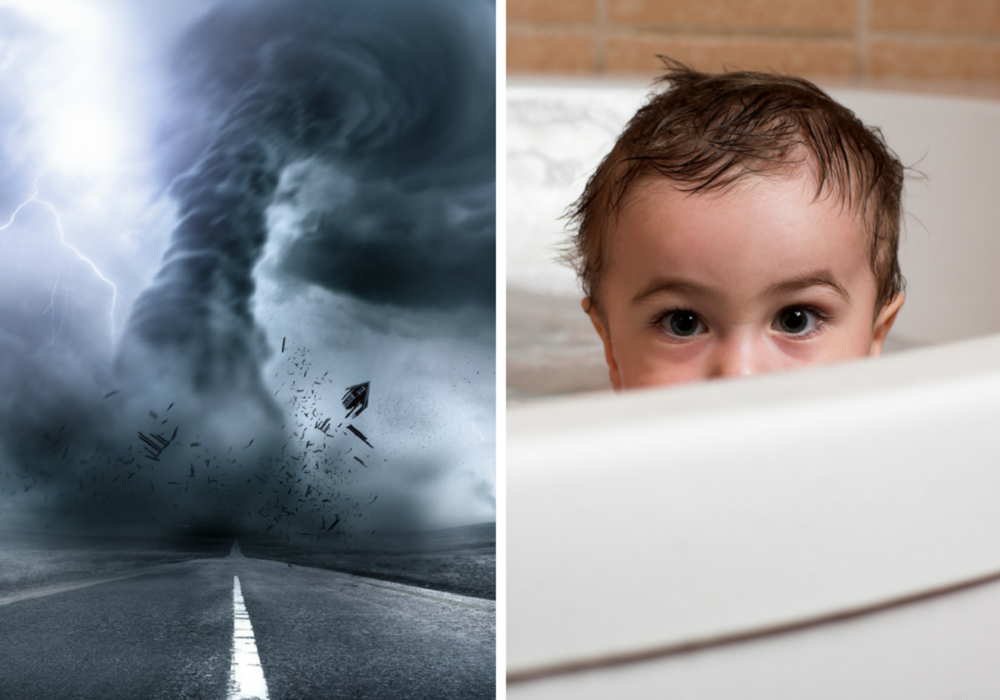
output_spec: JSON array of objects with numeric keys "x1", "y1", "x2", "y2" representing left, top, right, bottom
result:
[
  {"x1": 607, "y1": 172, "x2": 872, "y2": 289},
  {"x1": 617, "y1": 170, "x2": 863, "y2": 241}
]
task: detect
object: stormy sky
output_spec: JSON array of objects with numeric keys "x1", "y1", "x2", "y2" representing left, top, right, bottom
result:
[{"x1": 0, "y1": 0, "x2": 496, "y2": 537}]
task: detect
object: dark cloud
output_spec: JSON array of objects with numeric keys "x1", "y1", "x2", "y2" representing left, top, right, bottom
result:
[
  {"x1": 161, "y1": 0, "x2": 495, "y2": 182},
  {"x1": 0, "y1": 0, "x2": 495, "y2": 535},
  {"x1": 161, "y1": 0, "x2": 497, "y2": 311},
  {"x1": 119, "y1": 0, "x2": 496, "y2": 403},
  {"x1": 278, "y1": 181, "x2": 495, "y2": 310}
]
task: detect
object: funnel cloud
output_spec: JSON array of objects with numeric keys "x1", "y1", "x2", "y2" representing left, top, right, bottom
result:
[{"x1": 0, "y1": 0, "x2": 496, "y2": 538}]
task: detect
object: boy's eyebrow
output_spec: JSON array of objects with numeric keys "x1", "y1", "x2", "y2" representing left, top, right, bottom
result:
[
  {"x1": 630, "y1": 279, "x2": 720, "y2": 306},
  {"x1": 629, "y1": 273, "x2": 851, "y2": 306},
  {"x1": 767, "y1": 273, "x2": 851, "y2": 301}
]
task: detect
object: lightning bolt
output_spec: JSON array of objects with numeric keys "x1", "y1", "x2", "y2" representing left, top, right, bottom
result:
[{"x1": 0, "y1": 171, "x2": 117, "y2": 343}]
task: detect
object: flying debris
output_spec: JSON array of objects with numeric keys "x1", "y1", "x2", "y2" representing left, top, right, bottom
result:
[
  {"x1": 103, "y1": 389, "x2": 121, "y2": 399},
  {"x1": 137, "y1": 430, "x2": 174, "y2": 461},
  {"x1": 4, "y1": 340, "x2": 391, "y2": 540},
  {"x1": 342, "y1": 382, "x2": 370, "y2": 418},
  {"x1": 282, "y1": 337, "x2": 286, "y2": 353},
  {"x1": 346, "y1": 424, "x2": 373, "y2": 448}
]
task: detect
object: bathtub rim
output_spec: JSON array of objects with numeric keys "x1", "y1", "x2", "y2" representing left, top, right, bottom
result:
[{"x1": 508, "y1": 331, "x2": 1000, "y2": 674}]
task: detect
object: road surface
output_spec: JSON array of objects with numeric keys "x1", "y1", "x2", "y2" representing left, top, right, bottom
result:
[{"x1": 0, "y1": 542, "x2": 495, "y2": 699}]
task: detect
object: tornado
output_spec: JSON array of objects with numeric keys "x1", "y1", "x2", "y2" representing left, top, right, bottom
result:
[
  {"x1": 116, "y1": 0, "x2": 494, "y2": 415},
  {"x1": 0, "y1": 0, "x2": 495, "y2": 535}
]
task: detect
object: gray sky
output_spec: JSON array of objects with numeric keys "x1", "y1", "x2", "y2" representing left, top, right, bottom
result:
[{"x1": 0, "y1": 0, "x2": 496, "y2": 537}]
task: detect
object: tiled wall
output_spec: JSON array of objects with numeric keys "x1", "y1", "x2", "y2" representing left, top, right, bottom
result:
[{"x1": 508, "y1": 0, "x2": 1000, "y2": 81}]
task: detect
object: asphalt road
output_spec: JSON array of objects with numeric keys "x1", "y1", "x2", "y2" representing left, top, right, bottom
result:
[{"x1": 0, "y1": 543, "x2": 495, "y2": 699}]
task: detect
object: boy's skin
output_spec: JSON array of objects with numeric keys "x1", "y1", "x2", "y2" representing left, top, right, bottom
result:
[{"x1": 585, "y1": 169, "x2": 905, "y2": 390}]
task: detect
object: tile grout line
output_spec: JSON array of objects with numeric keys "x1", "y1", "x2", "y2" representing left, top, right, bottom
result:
[{"x1": 228, "y1": 575, "x2": 270, "y2": 700}]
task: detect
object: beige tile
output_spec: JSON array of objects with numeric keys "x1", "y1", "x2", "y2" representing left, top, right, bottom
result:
[
  {"x1": 605, "y1": 33, "x2": 857, "y2": 77},
  {"x1": 609, "y1": 0, "x2": 856, "y2": 32},
  {"x1": 508, "y1": 27, "x2": 598, "y2": 74},
  {"x1": 870, "y1": 39, "x2": 1000, "y2": 80},
  {"x1": 508, "y1": 0, "x2": 598, "y2": 24},
  {"x1": 871, "y1": 0, "x2": 1000, "y2": 35}
]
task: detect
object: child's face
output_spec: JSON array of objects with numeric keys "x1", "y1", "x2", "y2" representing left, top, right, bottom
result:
[{"x1": 586, "y1": 172, "x2": 904, "y2": 390}]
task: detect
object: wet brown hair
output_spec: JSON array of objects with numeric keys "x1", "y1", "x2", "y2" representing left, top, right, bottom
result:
[{"x1": 567, "y1": 59, "x2": 906, "y2": 312}]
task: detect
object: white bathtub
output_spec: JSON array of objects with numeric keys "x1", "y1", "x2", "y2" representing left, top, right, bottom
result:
[{"x1": 507, "y1": 81, "x2": 1000, "y2": 697}]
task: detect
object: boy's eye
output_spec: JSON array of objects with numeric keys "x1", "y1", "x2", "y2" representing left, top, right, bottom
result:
[
  {"x1": 774, "y1": 307, "x2": 820, "y2": 335},
  {"x1": 660, "y1": 310, "x2": 706, "y2": 337}
]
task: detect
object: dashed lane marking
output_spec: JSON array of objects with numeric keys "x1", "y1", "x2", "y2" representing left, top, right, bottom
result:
[{"x1": 227, "y1": 575, "x2": 270, "y2": 700}]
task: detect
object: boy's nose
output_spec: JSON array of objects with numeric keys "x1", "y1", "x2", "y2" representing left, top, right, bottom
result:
[{"x1": 707, "y1": 334, "x2": 773, "y2": 379}]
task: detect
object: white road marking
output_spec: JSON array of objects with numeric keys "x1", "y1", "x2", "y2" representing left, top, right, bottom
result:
[{"x1": 228, "y1": 575, "x2": 270, "y2": 700}]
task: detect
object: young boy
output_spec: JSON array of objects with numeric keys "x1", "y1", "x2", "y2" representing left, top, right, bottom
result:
[{"x1": 568, "y1": 61, "x2": 907, "y2": 390}]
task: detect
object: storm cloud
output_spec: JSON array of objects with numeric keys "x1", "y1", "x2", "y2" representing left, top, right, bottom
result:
[
  {"x1": 0, "y1": 0, "x2": 496, "y2": 536},
  {"x1": 120, "y1": 0, "x2": 495, "y2": 397}
]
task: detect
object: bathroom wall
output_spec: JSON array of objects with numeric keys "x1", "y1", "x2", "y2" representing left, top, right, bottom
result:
[{"x1": 508, "y1": 0, "x2": 1000, "y2": 84}]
